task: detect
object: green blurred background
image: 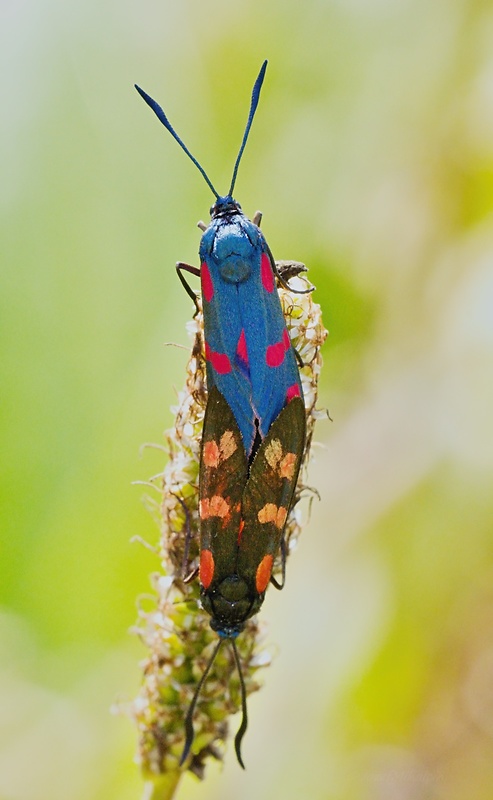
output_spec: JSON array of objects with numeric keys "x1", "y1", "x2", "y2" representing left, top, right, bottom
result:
[{"x1": 2, "y1": 1, "x2": 493, "y2": 798}]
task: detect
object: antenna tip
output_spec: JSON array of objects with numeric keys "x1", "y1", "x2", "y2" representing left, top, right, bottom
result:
[
  {"x1": 179, "y1": 737, "x2": 192, "y2": 768},
  {"x1": 134, "y1": 84, "x2": 147, "y2": 100},
  {"x1": 235, "y1": 745, "x2": 246, "y2": 770}
]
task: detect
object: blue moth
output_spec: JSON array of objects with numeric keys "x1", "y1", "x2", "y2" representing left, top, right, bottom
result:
[{"x1": 135, "y1": 61, "x2": 306, "y2": 457}]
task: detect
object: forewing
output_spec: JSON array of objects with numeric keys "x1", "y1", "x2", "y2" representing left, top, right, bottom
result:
[
  {"x1": 238, "y1": 245, "x2": 303, "y2": 440},
  {"x1": 200, "y1": 261, "x2": 255, "y2": 452},
  {"x1": 237, "y1": 396, "x2": 306, "y2": 588},
  {"x1": 199, "y1": 386, "x2": 248, "y2": 586}
]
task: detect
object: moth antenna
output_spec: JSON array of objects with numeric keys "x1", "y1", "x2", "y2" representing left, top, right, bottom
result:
[
  {"x1": 232, "y1": 639, "x2": 248, "y2": 770},
  {"x1": 135, "y1": 84, "x2": 220, "y2": 199},
  {"x1": 228, "y1": 60, "x2": 268, "y2": 197},
  {"x1": 180, "y1": 638, "x2": 224, "y2": 766}
]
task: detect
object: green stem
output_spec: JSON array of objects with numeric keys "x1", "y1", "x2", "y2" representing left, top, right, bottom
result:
[{"x1": 142, "y1": 772, "x2": 182, "y2": 800}]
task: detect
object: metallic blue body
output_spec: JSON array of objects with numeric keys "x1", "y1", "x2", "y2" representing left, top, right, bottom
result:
[
  {"x1": 134, "y1": 63, "x2": 303, "y2": 457},
  {"x1": 200, "y1": 196, "x2": 302, "y2": 455}
]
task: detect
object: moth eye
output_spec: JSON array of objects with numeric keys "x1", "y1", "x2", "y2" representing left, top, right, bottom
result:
[{"x1": 209, "y1": 205, "x2": 214, "y2": 215}]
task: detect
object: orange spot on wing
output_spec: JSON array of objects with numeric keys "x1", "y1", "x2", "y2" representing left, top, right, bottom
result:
[
  {"x1": 257, "y1": 503, "x2": 277, "y2": 524},
  {"x1": 203, "y1": 440, "x2": 220, "y2": 468},
  {"x1": 264, "y1": 438, "x2": 282, "y2": 470},
  {"x1": 279, "y1": 452, "x2": 296, "y2": 480},
  {"x1": 209, "y1": 495, "x2": 230, "y2": 518},
  {"x1": 200, "y1": 549, "x2": 215, "y2": 589},
  {"x1": 219, "y1": 430, "x2": 237, "y2": 460},
  {"x1": 200, "y1": 495, "x2": 230, "y2": 519},
  {"x1": 258, "y1": 503, "x2": 288, "y2": 529},
  {"x1": 256, "y1": 554, "x2": 273, "y2": 593},
  {"x1": 275, "y1": 506, "x2": 288, "y2": 529},
  {"x1": 199, "y1": 498, "x2": 209, "y2": 519}
]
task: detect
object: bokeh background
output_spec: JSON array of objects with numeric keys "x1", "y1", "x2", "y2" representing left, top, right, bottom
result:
[{"x1": 2, "y1": 1, "x2": 493, "y2": 798}]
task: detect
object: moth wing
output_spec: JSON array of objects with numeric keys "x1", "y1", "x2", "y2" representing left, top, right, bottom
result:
[
  {"x1": 199, "y1": 386, "x2": 248, "y2": 585},
  {"x1": 238, "y1": 246, "x2": 303, "y2": 440},
  {"x1": 201, "y1": 257, "x2": 255, "y2": 450},
  {"x1": 237, "y1": 396, "x2": 306, "y2": 584}
]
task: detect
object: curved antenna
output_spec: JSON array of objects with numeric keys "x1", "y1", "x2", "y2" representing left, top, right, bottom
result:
[
  {"x1": 180, "y1": 638, "x2": 223, "y2": 766},
  {"x1": 135, "y1": 84, "x2": 220, "y2": 199},
  {"x1": 228, "y1": 60, "x2": 268, "y2": 197},
  {"x1": 179, "y1": 637, "x2": 249, "y2": 769},
  {"x1": 231, "y1": 639, "x2": 248, "y2": 770}
]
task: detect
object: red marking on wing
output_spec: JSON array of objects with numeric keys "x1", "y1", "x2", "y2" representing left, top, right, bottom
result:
[
  {"x1": 237, "y1": 518, "x2": 245, "y2": 545},
  {"x1": 266, "y1": 340, "x2": 286, "y2": 368},
  {"x1": 255, "y1": 554, "x2": 273, "y2": 593},
  {"x1": 201, "y1": 262, "x2": 214, "y2": 303},
  {"x1": 266, "y1": 327, "x2": 292, "y2": 368},
  {"x1": 205, "y1": 342, "x2": 232, "y2": 374},
  {"x1": 286, "y1": 383, "x2": 301, "y2": 401},
  {"x1": 200, "y1": 549, "x2": 215, "y2": 589},
  {"x1": 236, "y1": 329, "x2": 248, "y2": 365},
  {"x1": 261, "y1": 252, "x2": 274, "y2": 293}
]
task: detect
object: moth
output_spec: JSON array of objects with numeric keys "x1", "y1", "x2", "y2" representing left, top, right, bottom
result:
[{"x1": 180, "y1": 385, "x2": 305, "y2": 767}]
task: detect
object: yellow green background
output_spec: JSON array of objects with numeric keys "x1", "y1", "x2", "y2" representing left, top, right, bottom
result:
[{"x1": 2, "y1": 1, "x2": 493, "y2": 798}]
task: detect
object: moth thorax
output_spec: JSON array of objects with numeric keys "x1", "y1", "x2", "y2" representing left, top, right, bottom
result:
[{"x1": 218, "y1": 256, "x2": 252, "y2": 284}]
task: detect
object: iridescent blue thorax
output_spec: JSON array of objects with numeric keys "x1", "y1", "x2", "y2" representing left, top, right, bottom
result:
[{"x1": 199, "y1": 196, "x2": 265, "y2": 285}]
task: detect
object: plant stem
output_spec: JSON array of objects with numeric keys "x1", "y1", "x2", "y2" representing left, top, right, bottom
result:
[{"x1": 142, "y1": 772, "x2": 182, "y2": 800}]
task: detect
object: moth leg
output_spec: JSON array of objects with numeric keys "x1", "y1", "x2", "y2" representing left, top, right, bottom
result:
[
  {"x1": 176, "y1": 262, "x2": 201, "y2": 315},
  {"x1": 269, "y1": 249, "x2": 313, "y2": 295},
  {"x1": 252, "y1": 210, "x2": 262, "y2": 227},
  {"x1": 270, "y1": 536, "x2": 286, "y2": 590},
  {"x1": 293, "y1": 345, "x2": 305, "y2": 370},
  {"x1": 276, "y1": 260, "x2": 308, "y2": 282},
  {"x1": 184, "y1": 565, "x2": 199, "y2": 584},
  {"x1": 276, "y1": 267, "x2": 313, "y2": 295}
]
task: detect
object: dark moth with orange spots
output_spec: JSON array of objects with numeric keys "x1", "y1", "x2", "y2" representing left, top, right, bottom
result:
[
  {"x1": 179, "y1": 383, "x2": 305, "y2": 768},
  {"x1": 199, "y1": 386, "x2": 305, "y2": 633}
]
